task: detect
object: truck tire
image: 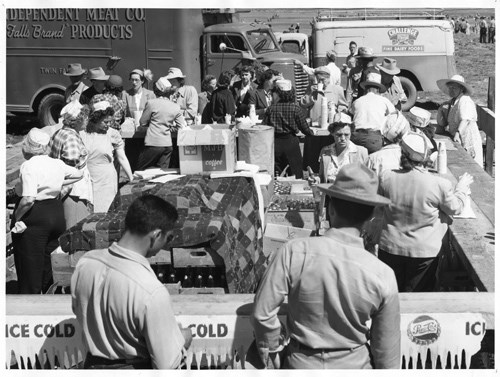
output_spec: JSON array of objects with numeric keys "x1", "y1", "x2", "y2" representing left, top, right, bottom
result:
[
  {"x1": 38, "y1": 92, "x2": 65, "y2": 128},
  {"x1": 400, "y1": 77, "x2": 417, "y2": 112}
]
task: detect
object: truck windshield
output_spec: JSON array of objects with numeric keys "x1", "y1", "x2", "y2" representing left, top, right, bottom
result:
[{"x1": 246, "y1": 29, "x2": 280, "y2": 53}]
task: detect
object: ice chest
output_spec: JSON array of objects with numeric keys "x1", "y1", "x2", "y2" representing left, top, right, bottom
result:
[{"x1": 177, "y1": 125, "x2": 236, "y2": 175}]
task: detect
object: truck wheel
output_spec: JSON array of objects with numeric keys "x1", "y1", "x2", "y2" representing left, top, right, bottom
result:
[
  {"x1": 400, "y1": 77, "x2": 417, "y2": 112},
  {"x1": 38, "y1": 93, "x2": 65, "y2": 127}
]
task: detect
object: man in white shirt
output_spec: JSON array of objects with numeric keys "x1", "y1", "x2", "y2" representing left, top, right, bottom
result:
[
  {"x1": 71, "y1": 195, "x2": 192, "y2": 369},
  {"x1": 351, "y1": 72, "x2": 396, "y2": 154},
  {"x1": 295, "y1": 50, "x2": 341, "y2": 87}
]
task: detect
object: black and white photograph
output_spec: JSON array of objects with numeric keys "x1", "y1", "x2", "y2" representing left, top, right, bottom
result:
[{"x1": 3, "y1": 0, "x2": 496, "y2": 373}]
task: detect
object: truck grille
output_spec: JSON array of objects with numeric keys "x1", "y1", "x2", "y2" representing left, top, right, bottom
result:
[{"x1": 294, "y1": 63, "x2": 309, "y2": 99}]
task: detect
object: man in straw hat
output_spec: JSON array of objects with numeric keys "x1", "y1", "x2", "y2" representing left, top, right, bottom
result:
[
  {"x1": 64, "y1": 63, "x2": 88, "y2": 103},
  {"x1": 378, "y1": 132, "x2": 473, "y2": 292},
  {"x1": 136, "y1": 76, "x2": 186, "y2": 171},
  {"x1": 377, "y1": 58, "x2": 407, "y2": 110},
  {"x1": 351, "y1": 71, "x2": 396, "y2": 154},
  {"x1": 251, "y1": 163, "x2": 400, "y2": 369},
  {"x1": 346, "y1": 46, "x2": 379, "y2": 105},
  {"x1": 79, "y1": 67, "x2": 110, "y2": 105}
]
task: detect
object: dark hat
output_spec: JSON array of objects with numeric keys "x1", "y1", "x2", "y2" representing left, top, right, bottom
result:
[
  {"x1": 316, "y1": 163, "x2": 391, "y2": 207},
  {"x1": 63, "y1": 63, "x2": 86, "y2": 76},
  {"x1": 107, "y1": 75, "x2": 123, "y2": 88}
]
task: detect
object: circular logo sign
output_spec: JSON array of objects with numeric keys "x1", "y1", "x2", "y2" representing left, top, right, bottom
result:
[{"x1": 407, "y1": 315, "x2": 441, "y2": 345}]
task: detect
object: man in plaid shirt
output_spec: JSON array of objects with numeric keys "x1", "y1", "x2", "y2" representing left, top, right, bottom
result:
[{"x1": 263, "y1": 79, "x2": 314, "y2": 179}]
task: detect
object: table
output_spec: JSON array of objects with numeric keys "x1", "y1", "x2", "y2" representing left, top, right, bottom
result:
[{"x1": 58, "y1": 175, "x2": 267, "y2": 294}]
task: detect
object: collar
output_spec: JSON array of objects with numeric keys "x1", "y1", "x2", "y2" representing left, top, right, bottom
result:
[
  {"x1": 108, "y1": 242, "x2": 153, "y2": 273},
  {"x1": 323, "y1": 228, "x2": 365, "y2": 249},
  {"x1": 325, "y1": 140, "x2": 357, "y2": 157}
]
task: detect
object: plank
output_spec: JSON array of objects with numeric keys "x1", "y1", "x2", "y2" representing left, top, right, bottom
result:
[{"x1": 6, "y1": 292, "x2": 495, "y2": 329}]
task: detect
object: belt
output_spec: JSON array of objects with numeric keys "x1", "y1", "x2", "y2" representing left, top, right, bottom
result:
[
  {"x1": 84, "y1": 353, "x2": 152, "y2": 369},
  {"x1": 291, "y1": 338, "x2": 368, "y2": 353}
]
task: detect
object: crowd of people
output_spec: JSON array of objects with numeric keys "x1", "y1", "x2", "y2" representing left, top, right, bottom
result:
[
  {"x1": 10, "y1": 40, "x2": 483, "y2": 370},
  {"x1": 449, "y1": 14, "x2": 495, "y2": 43}
]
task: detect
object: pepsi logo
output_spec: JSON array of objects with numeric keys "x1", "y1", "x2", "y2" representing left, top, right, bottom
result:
[{"x1": 407, "y1": 315, "x2": 441, "y2": 345}]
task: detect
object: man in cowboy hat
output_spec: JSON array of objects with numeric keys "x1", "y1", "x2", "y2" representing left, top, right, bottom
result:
[
  {"x1": 378, "y1": 58, "x2": 407, "y2": 110},
  {"x1": 346, "y1": 46, "x2": 379, "y2": 105},
  {"x1": 79, "y1": 67, "x2": 110, "y2": 105},
  {"x1": 64, "y1": 63, "x2": 88, "y2": 103},
  {"x1": 351, "y1": 72, "x2": 396, "y2": 154},
  {"x1": 251, "y1": 162, "x2": 400, "y2": 369}
]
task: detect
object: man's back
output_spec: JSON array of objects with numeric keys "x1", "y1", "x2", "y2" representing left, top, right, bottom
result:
[
  {"x1": 71, "y1": 243, "x2": 186, "y2": 369},
  {"x1": 252, "y1": 228, "x2": 400, "y2": 369}
]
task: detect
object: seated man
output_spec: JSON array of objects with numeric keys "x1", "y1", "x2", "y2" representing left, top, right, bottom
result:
[
  {"x1": 71, "y1": 194, "x2": 192, "y2": 369},
  {"x1": 251, "y1": 163, "x2": 400, "y2": 369}
]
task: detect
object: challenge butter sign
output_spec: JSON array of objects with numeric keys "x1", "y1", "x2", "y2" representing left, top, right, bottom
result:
[
  {"x1": 382, "y1": 27, "x2": 424, "y2": 52},
  {"x1": 201, "y1": 145, "x2": 227, "y2": 172}
]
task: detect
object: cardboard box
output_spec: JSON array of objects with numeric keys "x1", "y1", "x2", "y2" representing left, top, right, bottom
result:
[
  {"x1": 172, "y1": 247, "x2": 225, "y2": 268},
  {"x1": 263, "y1": 223, "x2": 315, "y2": 258},
  {"x1": 177, "y1": 125, "x2": 236, "y2": 175}
]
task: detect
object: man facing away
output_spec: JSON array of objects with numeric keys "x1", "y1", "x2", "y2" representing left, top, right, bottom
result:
[
  {"x1": 251, "y1": 163, "x2": 400, "y2": 369},
  {"x1": 71, "y1": 195, "x2": 192, "y2": 369}
]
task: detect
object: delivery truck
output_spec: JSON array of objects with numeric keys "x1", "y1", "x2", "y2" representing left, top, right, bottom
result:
[
  {"x1": 311, "y1": 9, "x2": 457, "y2": 110},
  {"x1": 6, "y1": 8, "x2": 308, "y2": 127}
]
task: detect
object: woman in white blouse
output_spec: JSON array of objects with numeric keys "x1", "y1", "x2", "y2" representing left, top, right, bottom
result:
[
  {"x1": 12, "y1": 128, "x2": 83, "y2": 294},
  {"x1": 436, "y1": 74, "x2": 483, "y2": 167}
]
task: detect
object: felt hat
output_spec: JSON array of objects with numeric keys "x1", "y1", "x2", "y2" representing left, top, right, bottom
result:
[
  {"x1": 360, "y1": 72, "x2": 387, "y2": 93},
  {"x1": 274, "y1": 79, "x2": 292, "y2": 91},
  {"x1": 326, "y1": 50, "x2": 337, "y2": 60},
  {"x1": 91, "y1": 100, "x2": 111, "y2": 112},
  {"x1": 165, "y1": 67, "x2": 186, "y2": 80},
  {"x1": 436, "y1": 74, "x2": 473, "y2": 96},
  {"x1": 314, "y1": 66, "x2": 331, "y2": 76},
  {"x1": 383, "y1": 111, "x2": 410, "y2": 142},
  {"x1": 316, "y1": 163, "x2": 391, "y2": 207},
  {"x1": 22, "y1": 128, "x2": 50, "y2": 156},
  {"x1": 107, "y1": 75, "x2": 123, "y2": 88},
  {"x1": 87, "y1": 67, "x2": 109, "y2": 81},
  {"x1": 60, "y1": 99, "x2": 83, "y2": 119},
  {"x1": 63, "y1": 63, "x2": 86, "y2": 76},
  {"x1": 155, "y1": 77, "x2": 172, "y2": 93},
  {"x1": 377, "y1": 58, "x2": 401, "y2": 75},
  {"x1": 401, "y1": 132, "x2": 429, "y2": 162},
  {"x1": 354, "y1": 46, "x2": 377, "y2": 59},
  {"x1": 407, "y1": 107, "x2": 432, "y2": 128}
]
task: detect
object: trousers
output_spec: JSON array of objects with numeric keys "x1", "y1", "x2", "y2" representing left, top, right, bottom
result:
[
  {"x1": 378, "y1": 249, "x2": 438, "y2": 292},
  {"x1": 275, "y1": 134, "x2": 303, "y2": 179},
  {"x1": 12, "y1": 199, "x2": 66, "y2": 294},
  {"x1": 136, "y1": 146, "x2": 173, "y2": 171},
  {"x1": 351, "y1": 129, "x2": 383, "y2": 154}
]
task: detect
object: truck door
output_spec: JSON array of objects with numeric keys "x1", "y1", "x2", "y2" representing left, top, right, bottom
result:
[{"x1": 205, "y1": 33, "x2": 251, "y2": 78}]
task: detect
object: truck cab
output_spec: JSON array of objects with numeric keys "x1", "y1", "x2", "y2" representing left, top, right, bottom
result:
[
  {"x1": 274, "y1": 32, "x2": 311, "y2": 64},
  {"x1": 203, "y1": 23, "x2": 309, "y2": 97}
]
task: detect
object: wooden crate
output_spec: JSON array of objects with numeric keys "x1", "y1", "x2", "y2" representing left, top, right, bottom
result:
[
  {"x1": 172, "y1": 247, "x2": 224, "y2": 268},
  {"x1": 263, "y1": 223, "x2": 315, "y2": 259},
  {"x1": 51, "y1": 248, "x2": 172, "y2": 288}
]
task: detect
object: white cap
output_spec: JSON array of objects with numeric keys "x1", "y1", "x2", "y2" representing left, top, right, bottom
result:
[{"x1": 92, "y1": 101, "x2": 111, "y2": 112}]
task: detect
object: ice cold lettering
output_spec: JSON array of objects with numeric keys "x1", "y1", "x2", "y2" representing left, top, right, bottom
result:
[{"x1": 6, "y1": 323, "x2": 76, "y2": 338}]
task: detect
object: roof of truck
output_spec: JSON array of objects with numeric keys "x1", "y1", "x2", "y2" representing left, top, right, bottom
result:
[
  {"x1": 204, "y1": 22, "x2": 271, "y2": 33},
  {"x1": 314, "y1": 19, "x2": 452, "y2": 30}
]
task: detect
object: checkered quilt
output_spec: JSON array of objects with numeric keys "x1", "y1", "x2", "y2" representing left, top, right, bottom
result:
[{"x1": 59, "y1": 175, "x2": 267, "y2": 293}]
